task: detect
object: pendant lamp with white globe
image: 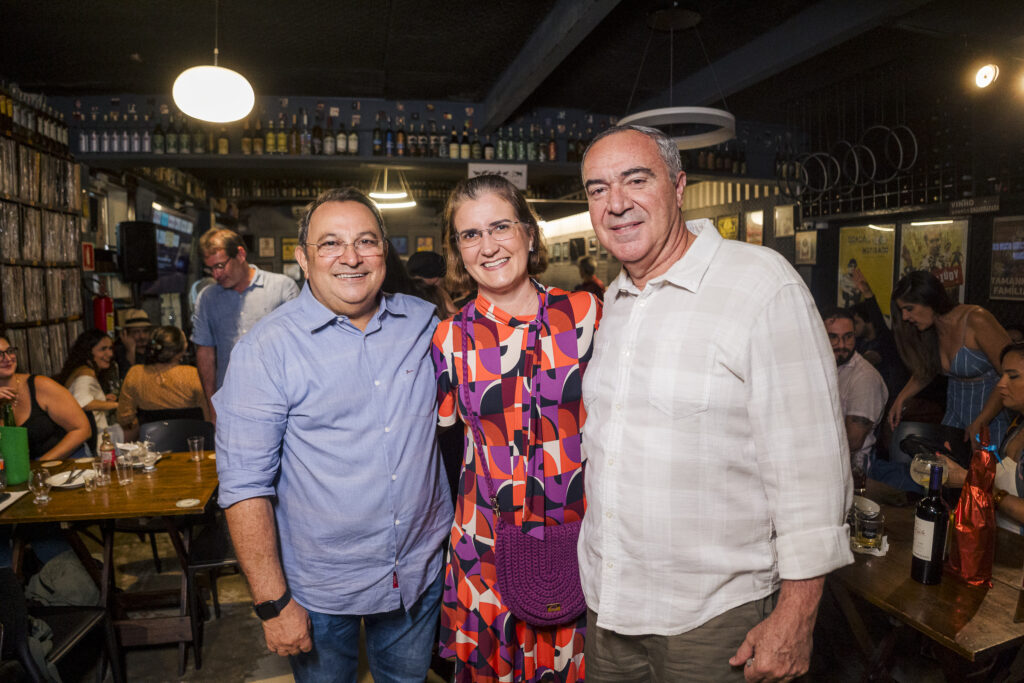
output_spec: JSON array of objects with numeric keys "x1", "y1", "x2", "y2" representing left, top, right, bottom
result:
[{"x1": 172, "y1": 0, "x2": 254, "y2": 124}]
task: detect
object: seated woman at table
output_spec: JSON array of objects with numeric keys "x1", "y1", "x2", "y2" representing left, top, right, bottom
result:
[
  {"x1": 117, "y1": 326, "x2": 210, "y2": 441},
  {"x1": 0, "y1": 330, "x2": 91, "y2": 461},
  {"x1": 939, "y1": 341, "x2": 1024, "y2": 534},
  {"x1": 55, "y1": 330, "x2": 120, "y2": 448}
]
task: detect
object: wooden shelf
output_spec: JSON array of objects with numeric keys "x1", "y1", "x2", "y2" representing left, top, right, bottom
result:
[
  {"x1": 0, "y1": 191, "x2": 81, "y2": 215},
  {"x1": 4, "y1": 315, "x2": 83, "y2": 329}
]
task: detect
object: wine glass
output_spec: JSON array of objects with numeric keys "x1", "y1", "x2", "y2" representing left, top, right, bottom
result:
[
  {"x1": 909, "y1": 452, "x2": 950, "y2": 488},
  {"x1": 28, "y1": 469, "x2": 52, "y2": 505}
]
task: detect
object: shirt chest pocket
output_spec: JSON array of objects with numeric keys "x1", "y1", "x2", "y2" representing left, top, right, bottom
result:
[{"x1": 646, "y1": 337, "x2": 714, "y2": 419}]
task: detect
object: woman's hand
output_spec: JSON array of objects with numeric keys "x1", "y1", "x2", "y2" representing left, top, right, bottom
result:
[
  {"x1": 888, "y1": 395, "x2": 907, "y2": 430},
  {"x1": 937, "y1": 453, "x2": 967, "y2": 488},
  {"x1": 0, "y1": 386, "x2": 17, "y2": 402}
]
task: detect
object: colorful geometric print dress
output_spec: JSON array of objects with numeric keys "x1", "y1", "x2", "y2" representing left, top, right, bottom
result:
[{"x1": 431, "y1": 283, "x2": 601, "y2": 683}]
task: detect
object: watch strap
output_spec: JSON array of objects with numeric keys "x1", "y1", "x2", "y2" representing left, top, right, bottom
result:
[{"x1": 253, "y1": 586, "x2": 291, "y2": 620}]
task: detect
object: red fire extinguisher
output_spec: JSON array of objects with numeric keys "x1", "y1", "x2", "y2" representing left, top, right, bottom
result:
[{"x1": 93, "y1": 282, "x2": 114, "y2": 332}]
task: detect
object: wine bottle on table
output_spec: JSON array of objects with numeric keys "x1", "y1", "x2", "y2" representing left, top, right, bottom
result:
[{"x1": 911, "y1": 464, "x2": 948, "y2": 585}]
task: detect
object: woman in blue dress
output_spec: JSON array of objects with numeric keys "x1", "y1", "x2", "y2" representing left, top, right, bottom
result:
[{"x1": 889, "y1": 270, "x2": 1012, "y2": 447}]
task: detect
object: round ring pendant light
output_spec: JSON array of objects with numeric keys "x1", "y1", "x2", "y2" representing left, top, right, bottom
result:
[{"x1": 619, "y1": 106, "x2": 735, "y2": 150}]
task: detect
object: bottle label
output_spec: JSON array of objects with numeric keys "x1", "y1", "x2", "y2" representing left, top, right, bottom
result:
[{"x1": 912, "y1": 517, "x2": 935, "y2": 561}]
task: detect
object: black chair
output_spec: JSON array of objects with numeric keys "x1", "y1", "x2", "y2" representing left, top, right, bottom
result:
[
  {"x1": 138, "y1": 419, "x2": 215, "y2": 453},
  {"x1": 0, "y1": 567, "x2": 123, "y2": 683}
]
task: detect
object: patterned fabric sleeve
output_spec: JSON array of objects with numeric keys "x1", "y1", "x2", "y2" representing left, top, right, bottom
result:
[{"x1": 432, "y1": 318, "x2": 458, "y2": 428}]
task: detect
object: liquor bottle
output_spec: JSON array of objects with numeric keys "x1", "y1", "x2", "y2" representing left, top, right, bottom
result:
[
  {"x1": 312, "y1": 114, "x2": 323, "y2": 155},
  {"x1": 547, "y1": 128, "x2": 557, "y2": 163},
  {"x1": 347, "y1": 122, "x2": 358, "y2": 155},
  {"x1": 437, "y1": 126, "x2": 449, "y2": 158},
  {"x1": 418, "y1": 124, "x2": 428, "y2": 158},
  {"x1": 460, "y1": 125, "x2": 471, "y2": 160},
  {"x1": 395, "y1": 119, "x2": 406, "y2": 156},
  {"x1": 483, "y1": 134, "x2": 495, "y2": 160},
  {"x1": 470, "y1": 128, "x2": 482, "y2": 159},
  {"x1": 384, "y1": 116, "x2": 395, "y2": 157},
  {"x1": 446, "y1": 126, "x2": 458, "y2": 160},
  {"x1": 300, "y1": 109, "x2": 312, "y2": 155},
  {"x1": 276, "y1": 116, "x2": 288, "y2": 156},
  {"x1": 130, "y1": 114, "x2": 141, "y2": 153},
  {"x1": 179, "y1": 117, "x2": 191, "y2": 154},
  {"x1": 335, "y1": 119, "x2": 347, "y2": 154},
  {"x1": 152, "y1": 116, "x2": 164, "y2": 154},
  {"x1": 165, "y1": 115, "x2": 178, "y2": 154},
  {"x1": 323, "y1": 117, "x2": 336, "y2": 155},
  {"x1": 253, "y1": 118, "x2": 264, "y2": 155},
  {"x1": 241, "y1": 118, "x2": 253, "y2": 155},
  {"x1": 525, "y1": 125, "x2": 538, "y2": 162},
  {"x1": 110, "y1": 114, "x2": 122, "y2": 153},
  {"x1": 266, "y1": 118, "x2": 277, "y2": 155},
  {"x1": 120, "y1": 119, "x2": 130, "y2": 154},
  {"x1": 372, "y1": 114, "x2": 383, "y2": 156},
  {"x1": 496, "y1": 128, "x2": 507, "y2": 161},
  {"x1": 99, "y1": 430, "x2": 115, "y2": 474},
  {"x1": 911, "y1": 465, "x2": 948, "y2": 585},
  {"x1": 141, "y1": 114, "x2": 152, "y2": 153},
  {"x1": 194, "y1": 123, "x2": 207, "y2": 154},
  {"x1": 217, "y1": 127, "x2": 229, "y2": 155},
  {"x1": 566, "y1": 125, "x2": 578, "y2": 163},
  {"x1": 515, "y1": 127, "x2": 526, "y2": 161},
  {"x1": 428, "y1": 120, "x2": 439, "y2": 157}
]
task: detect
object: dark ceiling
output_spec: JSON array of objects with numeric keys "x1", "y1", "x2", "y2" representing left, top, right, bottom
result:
[{"x1": 2, "y1": 0, "x2": 1024, "y2": 130}]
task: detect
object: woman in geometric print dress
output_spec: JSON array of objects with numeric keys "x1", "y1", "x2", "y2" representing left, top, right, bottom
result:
[{"x1": 431, "y1": 174, "x2": 601, "y2": 682}]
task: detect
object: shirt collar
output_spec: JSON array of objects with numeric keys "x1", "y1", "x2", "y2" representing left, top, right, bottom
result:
[
  {"x1": 296, "y1": 283, "x2": 406, "y2": 333},
  {"x1": 245, "y1": 265, "x2": 266, "y2": 291},
  {"x1": 609, "y1": 217, "x2": 722, "y2": 298}
]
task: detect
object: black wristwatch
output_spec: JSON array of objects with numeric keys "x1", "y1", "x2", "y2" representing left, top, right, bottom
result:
[{"x1": 253, "y1": 587, "x2": 291, "y2": 621}]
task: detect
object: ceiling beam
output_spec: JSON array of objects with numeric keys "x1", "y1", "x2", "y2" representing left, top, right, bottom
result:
[
  {"x1": 480, "y1": 0, "x2": 622, "y2": 131},
  {"x1": 635, "y1": 0, "x2": 935, "y2": 112}
]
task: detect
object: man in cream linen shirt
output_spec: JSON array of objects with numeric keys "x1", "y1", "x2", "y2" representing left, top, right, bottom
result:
[{"x1": 579, "y1": 125, "x2": 853, "y2": 682}]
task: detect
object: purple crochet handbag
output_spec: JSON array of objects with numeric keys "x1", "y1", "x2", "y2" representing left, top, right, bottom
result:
[{"x1": 459, "y1": 300, "x2": 586, "y2": 627}]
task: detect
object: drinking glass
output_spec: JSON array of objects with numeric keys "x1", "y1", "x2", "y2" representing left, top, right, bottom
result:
[
  {"x1": 93, "y1": 460, "x2": 109, "y2": 487},
  {"x1": 28, "y1": 469, "x2": 52, "y2": 504},
  {"x1": 142, "y1": 449, "x2": 159, "y2": 473},
  {"x1": 910, "y1": 453, "x2": 949, "y2": 488},
  {"x1": 115, "y1": 456, "x2": 134, "y2": 486},
  {"x1": 187, "y1": 435, "x2": 205, "y2": 462},
  {"x1": 854, "y1": 512, "x2": 885, "y2": 550}
]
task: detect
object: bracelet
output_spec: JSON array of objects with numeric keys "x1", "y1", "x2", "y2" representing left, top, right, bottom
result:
[{"x1": 993, "y1": 488, "x2": 1008, "y2": 509}]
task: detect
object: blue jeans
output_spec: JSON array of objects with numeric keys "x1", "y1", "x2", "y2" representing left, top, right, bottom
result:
[{"x1": 290, "y1": 569, "x2": 443, "y2": 683}]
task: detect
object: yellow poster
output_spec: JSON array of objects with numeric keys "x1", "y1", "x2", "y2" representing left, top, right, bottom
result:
[
  {"x1": 837, "y1": 225, "x2": 896, "y2": 318},
  {"x1": 717, "y1": 215, "x2": 738, "y2": 240},
  {"x1": 898, "y1": 219, "x2": 968, "y2": 303}
]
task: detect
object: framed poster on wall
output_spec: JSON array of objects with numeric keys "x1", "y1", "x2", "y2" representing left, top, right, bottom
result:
[
  {"x1": 745, "y1": 210, "x2": 763, "y2": 245},
  {"x1": 391, "y1": 236, "x2": 409, "y2": 255},
  {"x1": 258, "y1": 237, "x2": 275, "y2": 259},
  {"x1": 898, "y1": 219, "x2": 968, "y2": 303},
  {"x1": 774, "y1": 204, "x2": 796, "y2": 237},
  {"x1": 717, "y1": 215, "x2": 739, "y2": 240},
  {"x1": 990, "y1": 216, "x2": 1024, "y2": 300},
  {"x1": 837, "y1": 225, "x2": 896, "y2": 316},
  {"x1": 795, "y1": 230, "x2": 817, "y2": 265},
  {"x1": 281, "y1": 237, "x2": 299, "y2": 262},
  {"x1": 416, "y1": 236, "x2": 434, "y2": 252}
]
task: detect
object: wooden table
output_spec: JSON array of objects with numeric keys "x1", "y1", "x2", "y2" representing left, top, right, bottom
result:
[
  {"x1": 831, "y1": 481, "x2": 1024, "y2": 677},
  {"x1": 0, "y1": 451, "x2": 220, "y2": 675}
]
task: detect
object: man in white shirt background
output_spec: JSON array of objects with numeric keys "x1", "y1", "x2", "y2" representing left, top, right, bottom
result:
[
  {"x1": 824, "y1": 307, "x2": 888, "y2": 493},
  {"x1": 578, "y1": 124, "x2": 853, "y2": 682}
]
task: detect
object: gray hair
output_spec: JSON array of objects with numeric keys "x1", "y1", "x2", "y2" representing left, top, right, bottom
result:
[
  {"x1": 297, "y1": 187, "x2": 387, "y2": 245},
  {"x1": 580, "y1": 124, "x2": 682, "y2": 180}
]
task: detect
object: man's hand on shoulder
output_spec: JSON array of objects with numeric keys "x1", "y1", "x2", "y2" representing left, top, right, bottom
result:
[
  {"x1": 262, "y1": 598, "x2": 313, "y2": 657},
  {"x1": 728, "y1": 578, "x2": 823, "y2": 682}
]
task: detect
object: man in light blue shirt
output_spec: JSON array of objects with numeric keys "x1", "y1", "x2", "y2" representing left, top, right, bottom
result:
[
  {"x1": 215, "y1": 188, "x2": 453, "y2": 682},
  {"x1": 191, "y1": 228, "x2": 299, "y2": 417}
]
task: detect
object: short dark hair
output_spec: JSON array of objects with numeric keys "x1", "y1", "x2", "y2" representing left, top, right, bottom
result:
[
  {"x1": 578, "y1": 255, "x2": 597, "y2": 277},
  {"x1": 441, "y1": 175, "x2": 548, "y2": 292},
  {"x1": 822, "y1": 308, "x2": 855, "y2": 325},
  {"x1": 297, "y1": 187, "x2": 387, "y2": 246}
]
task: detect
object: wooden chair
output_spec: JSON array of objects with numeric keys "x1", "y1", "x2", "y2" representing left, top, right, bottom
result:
[{"x1": 0, "y1": 567, "x2": 124, "y2": 683}]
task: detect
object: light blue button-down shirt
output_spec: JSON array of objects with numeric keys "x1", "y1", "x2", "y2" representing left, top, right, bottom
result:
[
  {"x1": 191, "y1": 265, "x2": 300, "y2": 390},
  {"x1": 214, "y1": 285, "x2": 453, "y2": 614}
]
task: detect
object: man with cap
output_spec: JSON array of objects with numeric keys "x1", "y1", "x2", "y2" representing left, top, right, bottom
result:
[{"x1": 114, "y1": 308, "x2": 153, "y2": 381}]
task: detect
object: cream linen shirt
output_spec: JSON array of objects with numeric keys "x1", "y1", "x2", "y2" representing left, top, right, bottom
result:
[{"x1": 579, "y1": 218, "x2": 854, "y2": 636}]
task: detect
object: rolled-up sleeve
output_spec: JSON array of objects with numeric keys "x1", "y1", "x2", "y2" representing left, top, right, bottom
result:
[
  {"x1": 214, "y1": 336, "x2": 288, "y2": 507},
  {"x1": 748, "y1": 282, "x2": 854, "y2": 579}
]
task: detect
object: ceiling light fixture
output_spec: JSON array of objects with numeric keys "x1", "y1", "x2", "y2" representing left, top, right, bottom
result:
[
  {"x1": 370, "y1": 168, "x2": 417, "y2": 210},
  {"x1": 619, "y1": 4, "x2": 734, "y2": 151},
  {"x1": 172, "y1": 0, "x2": 254, "y2": 123},
  {"x1": 975, "y1": 64, "x2": 999, "y2": 88}
]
